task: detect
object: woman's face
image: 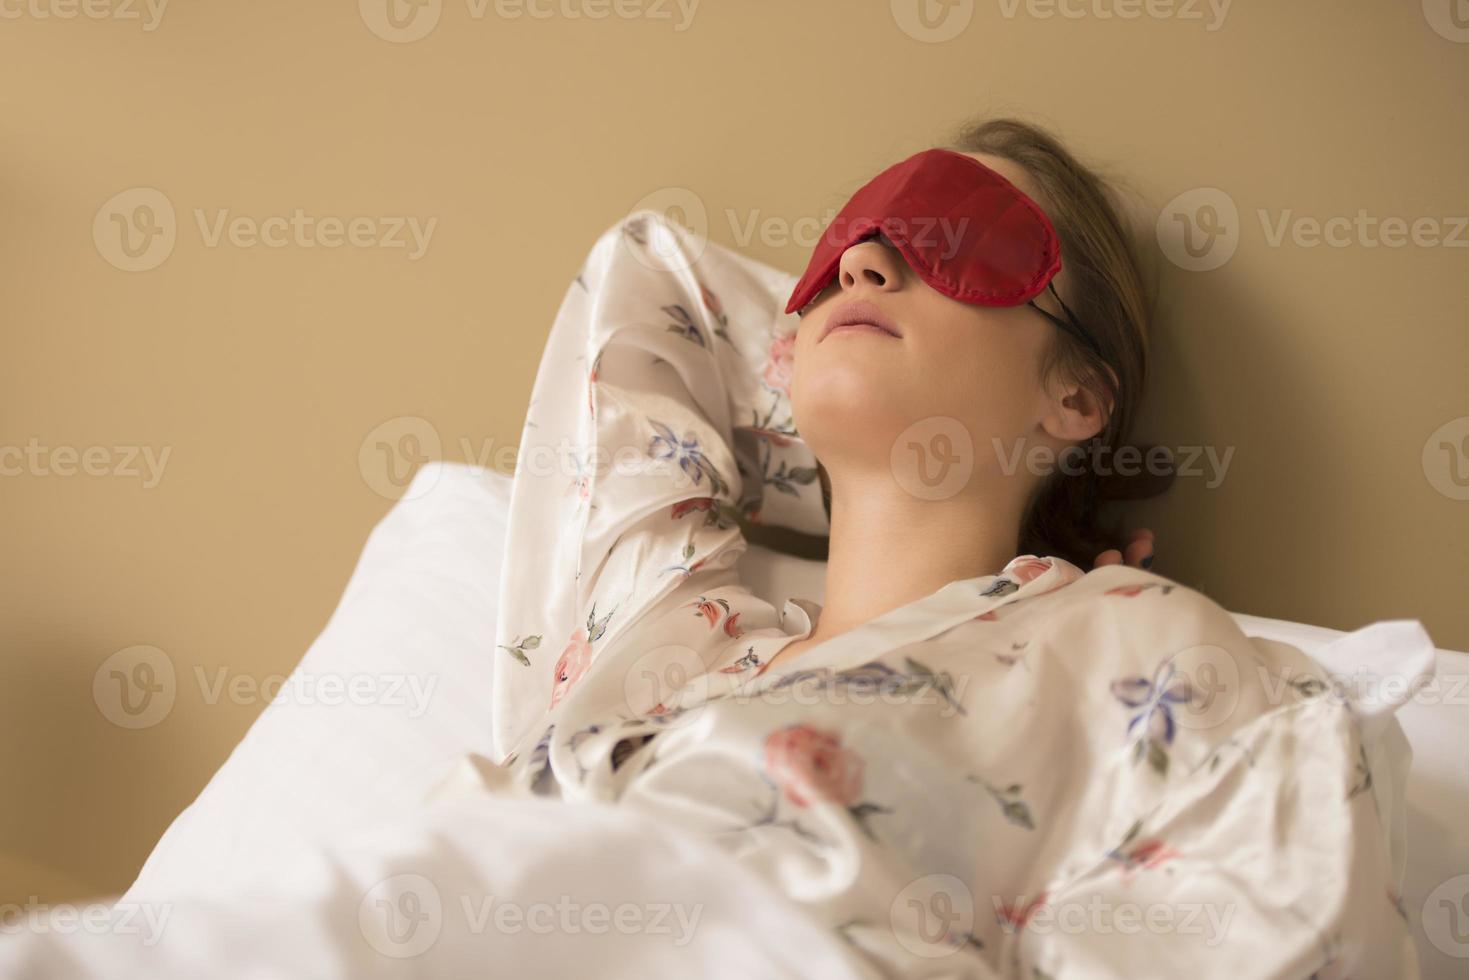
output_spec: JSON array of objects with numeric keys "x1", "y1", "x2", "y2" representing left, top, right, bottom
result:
[{"x1": 790, "y1": 153, "x2": 1098, "y2": 497}]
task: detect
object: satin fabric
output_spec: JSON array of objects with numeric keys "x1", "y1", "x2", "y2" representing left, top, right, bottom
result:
[
  {"x1": 481, "y1": 211, "x2": 1418, "y2": 978},
  {"x1": 784, "y1": 148, "x2": 1061, "y2": 315}
]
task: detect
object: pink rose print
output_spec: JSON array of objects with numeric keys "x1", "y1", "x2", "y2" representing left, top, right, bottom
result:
[
  {"x1": 720, "y1": 648, "x2": 761, "y2": 674},
  {"x1": 1004, "y1": 556, "x2": 1053, "y2": 584},
  {"x1": 548, "y1": 603, "x2": 615, "y2": 710},
  {"x1": 549, "y1": 628, "x2": 592, "y2": 709},
  {"x1": 700, "y1": 283, "x2": 724, "y2": 320},
  {"x1": 762, "y1": 332, "x2": 796, "y2": 396},
  {"x1": 722, "y1": 612, "x2": 743, "y2": 638},
  {"x1": 1126, "y1": 839, "x2": 1180, "y2": 870},
  {"x1": 763, "y1": 724, "x2": 864, "y2": 808},
  {"x1": 1107, "y1": 822, "x2": 1182, "y2": 882},
  {"x1": 671, "y1": 497, "x2": 716, "y2": 520},
  {"x1": 755, "y1": 725, "x2": 891, "y2": 840},
  {"x1": 689, "y1": 595, "x2": 731, "y2": 628},
  {"x1": 1106, "y1": 582, "x2": 1176, "y2": 598},
  {"x1": 745, "y1": 426, "x2": 794, "y2": 448},
  {"x1": 670, "y1": 496, "x2": 739, "y2": 531},
  {"x1": 586, "y1": 352, "x2": 601, "y2": 420},
  {"x1": 1002, "y1": 555, "x2": 1082, "y2": 596},
  {"x1": 996, "y1": 892, "x2": 1048, "y2": 934},
  {"x1": 568, "y1": 468, "x2": 591, "y2": 502}
]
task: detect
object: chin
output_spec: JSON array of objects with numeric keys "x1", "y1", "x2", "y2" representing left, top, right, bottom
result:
[{"x1": 791, "y1": 365, "x2": 913, "y2": 462}]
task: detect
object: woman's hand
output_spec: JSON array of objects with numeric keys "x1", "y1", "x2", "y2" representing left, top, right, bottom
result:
[{"x1": 1093, "y1": 528, "x2": 1155, "y2": 570}]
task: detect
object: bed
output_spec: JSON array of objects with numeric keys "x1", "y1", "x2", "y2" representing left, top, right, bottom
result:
[{"x1": 107, "y1": 462, "x2": 1468, "y2": 978}]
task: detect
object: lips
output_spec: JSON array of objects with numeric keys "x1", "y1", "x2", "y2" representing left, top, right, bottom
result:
[{"x1": 819, "y1": 300, "x2": 904, "y2": 343}]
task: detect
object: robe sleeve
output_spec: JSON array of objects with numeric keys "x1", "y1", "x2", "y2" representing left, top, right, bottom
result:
[
  {"x1": 1015, "y1": 590, "x2": 1420, "y2": 979},
  {"x1": 491, "y1": 210, "x2": 825, "y2": 760}
]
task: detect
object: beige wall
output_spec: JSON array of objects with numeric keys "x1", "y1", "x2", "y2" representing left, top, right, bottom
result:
[{"x1": 3, "y1": 0, "x2": 1466, "y2": 903}]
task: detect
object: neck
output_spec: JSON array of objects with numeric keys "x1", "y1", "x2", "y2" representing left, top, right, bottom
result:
[{"x1": 811, "y1": 466, "x2": 1030, "y2": 640}]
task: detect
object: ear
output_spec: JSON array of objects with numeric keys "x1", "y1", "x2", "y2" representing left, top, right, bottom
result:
[{"x1": 1039, "y1": 376, "x2": 1110, "y2": 443}]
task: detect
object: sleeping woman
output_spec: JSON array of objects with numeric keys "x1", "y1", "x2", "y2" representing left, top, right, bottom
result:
[{"x1": 482, "y1": 118, "x2": 1416, "y2": 977}]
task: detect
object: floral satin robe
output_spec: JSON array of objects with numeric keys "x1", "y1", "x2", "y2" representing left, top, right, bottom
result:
[{"x1": 475, "y1": 211, "x2": 1418, "y2": 978}]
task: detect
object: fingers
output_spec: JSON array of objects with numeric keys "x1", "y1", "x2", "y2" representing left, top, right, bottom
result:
[
  {"x1": 1094, "y1": 529, "x2": 1156, "y2": 571},
  {"x1": 1123, "y1": 529, "x2": 1156, "y2": 569}
]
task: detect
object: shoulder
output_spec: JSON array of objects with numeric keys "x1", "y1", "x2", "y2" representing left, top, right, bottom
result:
[
  {"x1": 1014, "y1": 563, "x2": 1339, "y2": 739},
  {"x1": 1017, "y1": 563, "x2": 1241, "y2": 644}
]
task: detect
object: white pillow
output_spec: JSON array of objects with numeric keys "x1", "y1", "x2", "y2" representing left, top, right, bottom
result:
[{"x1": 124, "y1": 462, "x2": 508, "y2": 901}]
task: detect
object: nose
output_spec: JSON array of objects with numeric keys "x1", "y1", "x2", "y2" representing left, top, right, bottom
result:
[{"x1": 837, "y1": 238, "x2": 905, "y2": 296}]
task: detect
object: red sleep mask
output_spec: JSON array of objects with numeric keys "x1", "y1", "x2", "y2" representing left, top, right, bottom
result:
[{"x1": 785, "y1": 148, "x2": 1063, "y2": 315}]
